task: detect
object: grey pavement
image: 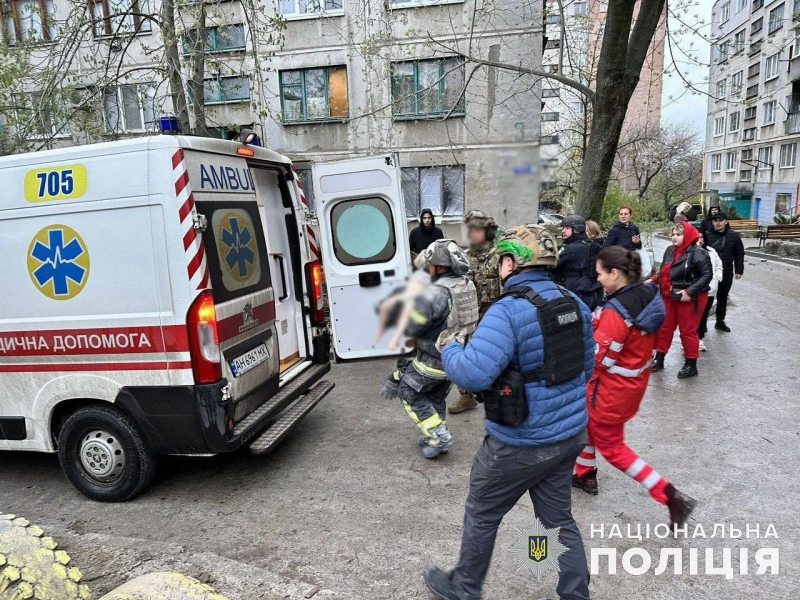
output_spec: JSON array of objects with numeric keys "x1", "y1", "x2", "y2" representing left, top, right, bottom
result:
[{"x1": 0, "y1": 248, "x2": 798, "y2": 599}]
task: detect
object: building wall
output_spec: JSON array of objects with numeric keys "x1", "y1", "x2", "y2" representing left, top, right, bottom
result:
[
  {"x1": 3, "y1": 0, "x2": 542, "y2": 232},
  {"x1": 703, "y1": 0, "x2": 800, "y2": 224}
]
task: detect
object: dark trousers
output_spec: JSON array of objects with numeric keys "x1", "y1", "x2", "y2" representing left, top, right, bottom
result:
[
  {"x1": 451, "y1": 432, "x2": 591, "y2": 600},
  {"x1": 715, "y1": 271, "x2": 734, "y2": 323},
  {"x1": 697, "y1": 296, "x2": 715, "y2": 340}
]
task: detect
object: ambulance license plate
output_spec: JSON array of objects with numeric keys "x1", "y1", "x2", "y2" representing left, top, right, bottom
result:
[{"x1": 229, "y1": 344, "x2": 269, "y2": 377}]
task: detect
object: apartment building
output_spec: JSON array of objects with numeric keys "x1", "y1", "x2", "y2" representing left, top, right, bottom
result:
[
  {"x1": 1, "y1": 0, "x2": 542, "y2": 232},
  {"x1": 540, "y1": 0, "x2": 666, "y2": 206},
  {"x1": 704, "y1": 0, "x2": 800, "y2": 223}
]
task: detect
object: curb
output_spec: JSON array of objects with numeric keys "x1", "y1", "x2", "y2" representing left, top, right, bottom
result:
[{"x1": 744, "y1": 249, "x2": 800, "y2": 267}]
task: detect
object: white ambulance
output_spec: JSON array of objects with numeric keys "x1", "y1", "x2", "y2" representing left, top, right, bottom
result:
[{"x1": 0, "y1": 136, "x2": 410, "y2": 501}]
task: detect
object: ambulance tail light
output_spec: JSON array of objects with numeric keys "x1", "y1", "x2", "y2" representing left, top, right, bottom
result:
[
  {"x1": 305, "y1": 260, "x2": 325, "y2": 325},
  {"x1": 187, "y1": 291, "x2": 222, "y2": 384}
]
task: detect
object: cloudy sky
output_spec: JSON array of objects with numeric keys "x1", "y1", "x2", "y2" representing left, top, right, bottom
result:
[{"x1": 660, "y1": 0, "x2": 716, "y2": 131}]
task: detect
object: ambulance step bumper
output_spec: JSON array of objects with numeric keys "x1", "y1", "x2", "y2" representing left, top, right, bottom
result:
[
  {"x1": 232, "y1": 363, "x2": 329, "y2": 439},
  {"x1": 248, "y1": 380, "x2": 335, "y2": 456}
]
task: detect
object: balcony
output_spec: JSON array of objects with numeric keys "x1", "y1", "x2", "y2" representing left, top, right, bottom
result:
[{"x1": 786, "y1": 112, "x2": 800, "y2": 134}]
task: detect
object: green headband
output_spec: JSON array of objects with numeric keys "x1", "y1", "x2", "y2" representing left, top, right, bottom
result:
[{"x1": 496, "y1": 239, "x2": 533, "y2": 261}]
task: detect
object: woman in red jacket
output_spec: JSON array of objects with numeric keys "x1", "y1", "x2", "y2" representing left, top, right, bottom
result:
[
  {"x1": 572, "y1": 246, "x2": 696, "y2": 527},
  {"x1": 652, "y1": 222, "x2": 712, "y2": 378}
]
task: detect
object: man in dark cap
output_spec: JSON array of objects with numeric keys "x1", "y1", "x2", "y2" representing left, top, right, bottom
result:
[{"x1": 704, "y1": 211, "x2": 744, "y2": 332}]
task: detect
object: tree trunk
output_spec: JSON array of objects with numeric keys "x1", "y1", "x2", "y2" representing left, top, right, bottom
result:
[
  {"x1": 160, "y1": 0, "x2": 192, "y2": 134},
  {"x1": 188, "y1": 4, "x2": 208, "y2": 137},
  {"x1": 574, "y1": 0, "x2": 666, "y2": 221}
]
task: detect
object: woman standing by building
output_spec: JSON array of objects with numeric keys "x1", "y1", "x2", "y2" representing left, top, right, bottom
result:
[
  {"x1": 572, "y1": 247, "x2": 696, "y2": 528},
  {"x1": 651, "y1": 223, "x2": 712, "y2": 378}
]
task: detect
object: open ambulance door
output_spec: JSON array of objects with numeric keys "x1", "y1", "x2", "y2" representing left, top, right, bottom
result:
[{"x1": 313, "y1": 155, "x2": 411, "y2": 360}]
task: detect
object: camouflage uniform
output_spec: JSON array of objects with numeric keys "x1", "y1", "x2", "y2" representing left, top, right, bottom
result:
[
  {"x1": 451, "y1": 211, "x2": 502, "y2": 414},
  {"x1": 381, "y1": 240, "x2": 478, "y2": 459}
]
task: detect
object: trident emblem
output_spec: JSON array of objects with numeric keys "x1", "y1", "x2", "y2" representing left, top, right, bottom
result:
[{"x1": 529, "y1": 536, "x2": 548, "y2": 562}]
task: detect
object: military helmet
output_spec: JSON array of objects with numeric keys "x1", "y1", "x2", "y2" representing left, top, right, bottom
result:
[
  {"x1": 495, "y1": 225, "x2": 558, "y2": 268},
  {"x1": 414, "y1": 239, "x2": 470, "y2": 275},
  {"x1": 560, "y1": 214, "x2": 586, "y2": 234},
  {"x1": 463, "y1": 210, "x2": 496, "y2": 230}
]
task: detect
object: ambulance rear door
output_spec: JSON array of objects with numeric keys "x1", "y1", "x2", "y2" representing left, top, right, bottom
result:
[{"x1": 313, "y1": 155, "x2": 411, "y2": 360}]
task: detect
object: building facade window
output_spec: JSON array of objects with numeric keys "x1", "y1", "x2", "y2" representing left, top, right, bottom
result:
[
  {"x1": 717, "y1": 39, "x2": 730, "y2": 62},
  {"x1": 743, "y1": 127, "x2": 756, "y2": 140},
  {"x1": 203, "y1": 75, "x2": 250, "y2": 105},
  {"x1": 13, "y1": 91, "x2": 60, "y2": 137},
  {"x1": 90, "y1": 0, "x2": 151, "y2": 37},
  {"x1": 775, "y1": 193, "x2": 792, "y2": 213},
  {"x1": 277, "y1": 0, "x2": 342, "y2": 16},
  {"x1": 730, "y1": 111, "x2": 740, "y2": 131},
  {"x1": 746, "y1": 83, "x2": 759, "y2": 98},
  {"x1": 768, "y1": 3, "x2": 784, "y2": 34},
  {"x1": 103, "y1": 83, "x2": 157, "y2": 132},
  {"x1": 2, "y1": 0, "x2": 56, "y2": 44},
  {"x1": 401, "y1": 165, "x2": 465, "y2": 219},
  {"x1": 280, "y1": 66, "x2": 348, "y2": 122},
  {"x1": 765, "y1": 53, "x2": 779, "y2": 79},
  {"x1": 740, "y1": 169, "x2": 752, "y2": 181},
  {"x1": 779, "y1": 142, "x2": 797, "y2": 167},
  {"x1": 721, "y1": 2, "x2": 730, "y2": 22},
  {"x1": 711, "y1": 154, "x2": 722, "y2": 172},
  {"x1": 716, "y1": 79, "x2": 727, "y2": 98},
  {"x1": 734, "y1": 29, "x2": 746, "y2": 53},
  {"x1": 747, "y1": 61, "x2": 760, "y2": 78},
  {"x1": 744, "y1": 106, "x2": 757, "y2": 120},
  {"x1": 736, "y1": 0, "x2": 746, "y2": 11},
  {"x1": 753, "y1": 0, "x2": 763, "y2": 9},
  {"x1": 714, "y1": 116, "x2": 725, "y2": 136},
  {"x1": 726, "y1": 151, "x2": 737, "y2": 171},
  {"x1": 541, "y1": 134, "x2": 559, "y2": 144},
  {"x1": 542, "y1": 111, "x2": 559, "y2": 121},
  {"x1": 751, "y1": 17, "x2": 763, "y2": 34},
  {"x1": 762, "y1": 100, "x2": 776, "y2": 124},
  {"x1": 183, "y1": 24, "x2": 245, "y2": 54},
  {"x1": 391, "y1": 58, "x2": 465, "y2": 119},
  {"x1": 542, "y1": 88, "x2": 560, "y2": 98},
  {"x1": 731, "y1": 71, "x2": 744, "y2": 96},
  {"x1": 749, "y1": 39, "x2": 762, "y2": 56},
  {"x1": 573, "y1": 1, "x2": 587, "y2": 13},
  {"x1": 757, "y1": 145, "x2": 773, "y2": 168},
  {"x1": 742, "y1": 148, "x2": 754, "y2": 161},
  {"x1": 544, "y1": 38, "x2": 561, "y2": 49}
]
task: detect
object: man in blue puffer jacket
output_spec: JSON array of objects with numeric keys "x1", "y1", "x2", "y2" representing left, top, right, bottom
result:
[{"x1": 424, "y1": 224, "x2": 595, "y2": 600}]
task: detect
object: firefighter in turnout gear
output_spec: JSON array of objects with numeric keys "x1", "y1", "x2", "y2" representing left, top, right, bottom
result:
[
  {"x1": 381, "y1": 240, "x2": 479, "y2": 459},
  {"x1": 449, "y1": 210, "x2": 502, "y2": 415}
]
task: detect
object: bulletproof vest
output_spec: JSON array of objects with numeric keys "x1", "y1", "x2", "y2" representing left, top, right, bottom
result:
[
  {"x1": 469, "y1": 244, "x2": 501, "y2": 310},
  {"x1": 435, "y1": 275, "x2": 479, "y2": 341},
  {"x1": 500, "y1": 285, "x2": 585, "y2": 387}
]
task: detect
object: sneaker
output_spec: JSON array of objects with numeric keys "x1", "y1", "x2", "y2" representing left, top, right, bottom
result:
[
  {"x1": 448, "y1": 392, "x2": 478, "y2": 414},
  {"x1": 572, "y1": 469, "x2": 598, "y2": 495},
  {"x1": 715, "y1": 321, "x2": 731, "y2": 332},
  {"x1": 665, "y1": 484, "x2": 697, "y2": 529},
  {"x1": 698, "y1": 340, "x2": 707, "y2": 352}
]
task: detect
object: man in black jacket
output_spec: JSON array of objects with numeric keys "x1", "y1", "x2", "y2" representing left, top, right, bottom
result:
[
  {"x1": 700, "y1": 205, "x2": 721, "y2": 238},
  {"x1": 553, "y1": 215, "x2": 603, "y2": 310},
  {"x1": 409, "y1": 209, "x2": 444, "y2": 257},
  {"x1": 603, "y1": 206, "x2": 642, "y2": 250},
  {"x1": 705, "y1": 211, "x2": 744, "y2": 332}
]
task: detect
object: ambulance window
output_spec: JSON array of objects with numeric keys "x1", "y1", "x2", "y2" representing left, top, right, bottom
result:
[
  {"x1": 330, "y1": 198, "x2": 396, "y2": 266},
  {"x1": 196, "y1": 201, "x2": 271, "y2": 303}
]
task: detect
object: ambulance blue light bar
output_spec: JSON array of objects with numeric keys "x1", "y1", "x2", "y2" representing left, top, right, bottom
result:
[{"x1": 158, "y1": 114, "x2": 180, "y2": 133}]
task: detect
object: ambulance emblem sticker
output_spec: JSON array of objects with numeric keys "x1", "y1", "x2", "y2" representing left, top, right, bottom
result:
[
  {"x1": 27, "y1": 224, "x2": 90, "y2": 300},
  {"x1": 218, "y1": 212, "x2": 257, "y2": 283}
]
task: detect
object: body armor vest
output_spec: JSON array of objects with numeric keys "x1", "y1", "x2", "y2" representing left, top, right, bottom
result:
[
  {"x1": 468, "y1": 244, "x2": 501, "y2": 312},
  {"x1": 435, "y1": 275, "x2": 480, "y2": 342}
]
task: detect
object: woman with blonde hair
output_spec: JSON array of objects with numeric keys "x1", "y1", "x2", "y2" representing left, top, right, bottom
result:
[{"x1": 585, "y1": 220, "x2": 603, "y2": 244}]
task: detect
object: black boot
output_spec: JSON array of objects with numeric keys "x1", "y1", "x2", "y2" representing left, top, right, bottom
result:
[
  {"x1": 715, "y1": 321, "x2": 731, "y2": 332},
  {"x1": 423, "y1": 564, "x2": 479, "y2": 600},
  {"x1": 572, "y1": 469, "x2": 598, "y2": 495},
  {"x1": 651, "y1": 352, "x2": 666, "y2": 372},
  {"x1": 677, "y1": 358, "x2": 698, "y2": 379},
  {"x1": 665, "y1": 484, "x2": 697, "y2": 529}
]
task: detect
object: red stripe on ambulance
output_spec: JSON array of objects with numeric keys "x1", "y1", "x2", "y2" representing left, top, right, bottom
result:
[
  {"x1": 0, "y1": 361, "x2": 193, "y2": 373},
  {"x1": 216, "y1": 302, "x2": 276, "y2": 343},
  {"x1": 0, "y1": 326, "x2": 189, "y2": 357},
  {"x1": 172, "y1": 150, "x2": 210, "y2": 291}
]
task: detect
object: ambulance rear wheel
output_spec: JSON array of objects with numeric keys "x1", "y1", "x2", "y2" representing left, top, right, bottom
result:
[{"x1": 57, "y1": 405, "x2": 157, "y2": 502}]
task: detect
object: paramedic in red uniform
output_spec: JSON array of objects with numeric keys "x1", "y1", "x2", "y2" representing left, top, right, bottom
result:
[
  {"x1": 572, "y1": 246, "x2": 696, "y2": 528},
  {"x1": 651, "y1": 222, "x2": 713, "y2": 379}
]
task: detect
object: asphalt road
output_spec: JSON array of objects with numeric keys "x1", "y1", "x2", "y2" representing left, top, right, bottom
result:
[{"x1": 1, "y1": 246, "x2": 798, "y2": 599}]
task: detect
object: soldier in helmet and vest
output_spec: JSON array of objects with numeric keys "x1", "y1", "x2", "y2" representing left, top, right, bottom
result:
[
  {"x1": 449, "y1": 210, "x2": 502, "y2": 416},
  {"x1": 424, "y1": 225, "x2": 595, "y2": 600},
  {"x1": 380, "y1": 240, "x2": 479, "y2": 459}
]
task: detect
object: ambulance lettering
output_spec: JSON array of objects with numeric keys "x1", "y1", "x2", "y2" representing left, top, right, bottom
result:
[
  {"x1": 27, "y1": 224, "x2": 90, "y2": 300},
  {"x1": 199, "y1": 164, "x2": 255, "y2": 191}
]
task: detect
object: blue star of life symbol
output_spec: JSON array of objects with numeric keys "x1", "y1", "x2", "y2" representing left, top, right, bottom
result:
[
  {"x1": 30, "y1": 229, "x2": 87, "y2": 296},
  {"x1": 220, "y1": 216, "x2": 255, "y2": 279}
]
